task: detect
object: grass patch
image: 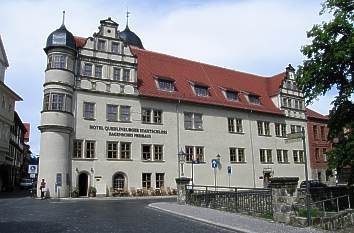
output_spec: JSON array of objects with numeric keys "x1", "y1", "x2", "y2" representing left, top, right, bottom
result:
[
  {"x1": 298, "y1": 208, "x2": 320, "y2": 218},
  {"x1": 259, "y1": 212, "x2": 273, "y2": 220}
]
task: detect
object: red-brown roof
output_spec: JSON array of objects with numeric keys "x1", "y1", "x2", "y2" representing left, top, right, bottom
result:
[
  {"x1": 131, "y1": 47, "x2": 285, "y2": 115},
  {"x1": 306, "y1": 108, "x2": 329, "y2": 121},
  {"x1": 74, "y1": 36, "x2": 87, "y2": 48},
  {"x1": 24, "y1": 123, "x2": 30, "y2": 141}
]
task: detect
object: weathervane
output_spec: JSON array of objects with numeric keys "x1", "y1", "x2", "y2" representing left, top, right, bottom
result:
[
  {"x1": 62, "y1": 10, "x2": 66, "y2": 26},
  {"x1": 126, "y1": 8, "x2": 131, "y2": 27}
]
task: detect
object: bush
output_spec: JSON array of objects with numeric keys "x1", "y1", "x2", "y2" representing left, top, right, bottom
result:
[{"x1": 298, "y1": 208, "x2": 319, "y2": 218}]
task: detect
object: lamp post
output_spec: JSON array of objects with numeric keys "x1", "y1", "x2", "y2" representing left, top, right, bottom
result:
[{"x1": 178, "y1": 149, "x2": 186, "y2": 178}]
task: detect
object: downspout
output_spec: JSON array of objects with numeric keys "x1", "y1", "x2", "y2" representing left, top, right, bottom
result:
[{"x1": 248, "y1": 110, "x2": 256, "y2": 188}]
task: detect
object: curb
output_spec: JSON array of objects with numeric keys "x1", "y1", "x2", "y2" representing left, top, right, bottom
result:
[{"x1": 148, "y1": 203, "x2": 252, "y2": 233}]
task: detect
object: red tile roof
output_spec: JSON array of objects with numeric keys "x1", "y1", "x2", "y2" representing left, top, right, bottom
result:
[
  {"x1": 131, "y1": 47, "x2": 286, "y2": 115},
  {"x1": 24, "y1": 123, "x2": 30, "y2": 141},
  {"x1": 74, "y1": 36, "x2": 88, "y2": 48},
  {"x1": 306, "y1": 108, "x2": 329, "y2": 121}
]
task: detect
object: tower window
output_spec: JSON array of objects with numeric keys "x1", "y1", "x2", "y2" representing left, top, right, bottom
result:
[
  {"x1": 48, "y1": 54, "x2": 67, "y2": 69},
  {"x1": 42, "y1": 92, "x2": 71, "y2": 113}
]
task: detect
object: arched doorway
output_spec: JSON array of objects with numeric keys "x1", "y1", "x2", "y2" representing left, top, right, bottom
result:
[
  {"x1": 78, "y1": 173, "x2": 88, "y2": 196},
  {"x1": 112, "y1": 173, "x2": 126, "y2": 190}
]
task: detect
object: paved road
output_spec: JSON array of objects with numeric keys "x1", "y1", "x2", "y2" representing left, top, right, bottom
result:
[{"x1": 0, "y1": 194, "x2": 236, "y2": 233}]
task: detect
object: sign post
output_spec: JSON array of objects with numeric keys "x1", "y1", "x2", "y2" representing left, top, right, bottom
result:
[
  {"x1": 227, "y1": 166, "x2": 232, "y2": 188},
  {"x1": 211, "y1": 159, "x2": 218, "y2": 190}
]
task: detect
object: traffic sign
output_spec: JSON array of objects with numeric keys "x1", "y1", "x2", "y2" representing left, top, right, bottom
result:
[
  {"x1": 211, "y1": 159, "x2": 218, "y2": 168},
  {"x1": 227, "y1": 166, "x2": 232, "y2": 174},
  {"x1": 28, "y1": 165, "x2": 38, "y2": 174}
]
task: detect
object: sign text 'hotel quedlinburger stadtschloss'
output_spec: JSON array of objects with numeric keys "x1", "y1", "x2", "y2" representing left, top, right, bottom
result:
[{"x1": 89, "y1": 125, "x2": 168, "y2": 138}]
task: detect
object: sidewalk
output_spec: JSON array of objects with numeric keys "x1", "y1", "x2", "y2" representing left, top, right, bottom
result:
[{"x1": 149, "y1": 202, "x2": 326, "y2": 233}]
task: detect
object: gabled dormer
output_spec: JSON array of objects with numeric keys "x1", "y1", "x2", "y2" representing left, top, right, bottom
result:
[{"x1": 98, "y1": 17, "x2": 119, "y2": 39}]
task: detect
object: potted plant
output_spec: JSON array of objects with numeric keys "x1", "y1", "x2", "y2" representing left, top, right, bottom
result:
[
  {"x1": 88, "y1": 186, "x2": 96, "y2": 197},
  {"x1": 72, "y1": 187, "x2": 79, "y2": 198}
]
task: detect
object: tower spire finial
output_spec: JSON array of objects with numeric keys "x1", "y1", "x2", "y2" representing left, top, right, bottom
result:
[
  {"x1": 62, "y1": 10, "x2": 66, "y2": 27},
  {"x1": 126, "y1": 8, "x2": 130, "y2": 28}
]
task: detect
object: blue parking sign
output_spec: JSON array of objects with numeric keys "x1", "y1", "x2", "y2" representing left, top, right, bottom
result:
[{"x1": 228, "y1": 166, "x2": 232, "y2": 174}]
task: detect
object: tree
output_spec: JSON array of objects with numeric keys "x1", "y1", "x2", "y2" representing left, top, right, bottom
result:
[{"x1": 296, "y1": 0, "x2": 354, "y2": 184}]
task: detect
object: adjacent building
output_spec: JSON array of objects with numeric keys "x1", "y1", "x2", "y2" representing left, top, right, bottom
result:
[
  {"x1": 306, "y1": 109, "x2": 334, "y2": 184},
  {"x1": 38, "y1": 17, "x2": 317, "y2": 198},
  {"x1": 0, "y1": 35, "x2": 23, "y2": 191}
]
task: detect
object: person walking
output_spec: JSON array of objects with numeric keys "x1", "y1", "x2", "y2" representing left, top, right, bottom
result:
[{"x1": 40, "y1": 179, "x2": 46, "y2": 200}]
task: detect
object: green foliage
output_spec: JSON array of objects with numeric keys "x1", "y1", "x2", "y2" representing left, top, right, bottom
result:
[
  {"x1": 297, "y1": 0, "x2": 354, "y2": 184},
  {"x1": 298, "y1": 208, "x2": 320, "y2": 218},
  {"x1": 259, "y1": 212, "x2": 273, "y2": 220}
]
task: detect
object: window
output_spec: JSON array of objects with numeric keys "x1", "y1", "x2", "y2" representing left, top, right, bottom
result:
[
  {"x1": 107, "y1": 141, "x2": 118, "y2": 159},
  {"x1": 295, "y1": 100, "x2": 299, "y2": 109},
  {"x1": 277, "y1": 149, "x2": 288, "y2": 163},
  {"x1": 73, "y1": 140, "x2": 83, "y2": 158},
  {"x1": 313, "y1": 125, "x2": 318, "y2": 140},
  {"x1": 257, "y1": 121, "x2": 270, "y2": 136},
  {"x1": 83, "y1": 63, "x2": 92, "y2": 76},
  {"x1": 194, "y1": 85, "x2": 209, "y2": 97},
  {"x1": 120, "y1": 142, "x2": 131, "y2": 159},
  {"x1": 106, "y1": 105, "x2": 118, "y2": 121},
  {"x1": 113, "y1": 67, "x2": 121, "y2": 81},
  {"x1": 184, "y1": 112, "x2": 203, "y2": 130},
  {"x1": 83, "y1": 102, "x2": 95, "y2": 119},
  {"x1": 275, "y1": 123, "x2": 286, "y2": 137},
  {"x1": 323, "y1": 148, "x2": 327, "y2": 161},
  {"x1": 248, "y1": 95, "x2": 261, "y2": 104},
  {"x1": 291, "y1": 125, "x2": 303, "y2": 134},
  {"x1": 51, "y1": 93, "x2": 64, "y2": 110},
  {"x1": 185, "y1": 146, "x2": 193, "y2": 162},
  {"x1": 320, "y1": 126, "x2": 325, "y2": 140},
  {"x1": 48, "y1": 54, "x2": 66, "y2": 69},
  {"x1": 142, "y1": 108, "x2": 151, "y2": 123},
  {"x1": 260, "y1": 149, "x2": 272, "y2": 164},
  {"x1": 156, "y1": 173, "x2": 165, "y2": 188},
  {"x1": 119, "y1": 106, "x2": 130, "y2": 122},
  {"x1": 123, "y1": 69, "x2": 130, "y2": 81},
  {"x1": 287, "y1": 99, "x2": 292, "y2": 108},
  {"x1": 154, "y1": 145, "x2": 163, "y2": 161},
  {"x1": 158, "y1": 79, "x2": 175, "y2": 92},
  {"x1": 142, "y1": 145, "x2": 151, "y2": 160},
  {"x1": 85, "y1": 141, "x2": 95, "y2": 158},
  {"x1": 315, "y1": 148, "x2": 320, "y2": 161},
  {"x1": 230, "y1": 148, "x2": 245, "y2": 163},
  {"x1": 293, "y1": 150, "x2": 304, "y2": 163},
  {"x1": 228, "y1": 118, "x2": 243, "y2": 133},
  {"x1": 225, "y1": 90, "x2": 239, "y2": 101},
  {"x1": 43, "y1": 94, "x2": 50, "y2": 110},
  {"x1": 113, "y1": 173, "x2": 125, "y2": 190},
  {"x1": 153, "y1": 110, "x2": 162, "y2": 124},
  {"x1": 299, "y1": 101, "x2": 304, "y2": 110},
  {"x1": 282, "y1": 97, "x2": 287, "y2": 107},
  {"x1": 95, "y1": 65, "x2": 102, "y2": 78},
  {"x1": 142, "y1": 173, "x2": 151, "y2": 189},
  {"x1": 97, "y1": 39, "x2": 106, "y2": 51},
  {"x1": 111, "y1": 42, "x2": 119, "y2": 54},
  {"x1": 195, "y1": 146, "x2": 204, "y2": 163}
]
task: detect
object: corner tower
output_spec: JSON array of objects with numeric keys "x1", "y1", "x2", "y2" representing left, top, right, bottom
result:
[{"x1": 38, "y1": 12, "x2": 76, "y2": 198}]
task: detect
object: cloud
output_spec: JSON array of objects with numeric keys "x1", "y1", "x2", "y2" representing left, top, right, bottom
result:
[{"x1": 0, "y1": 0, "x2": 328, "y2": 154}]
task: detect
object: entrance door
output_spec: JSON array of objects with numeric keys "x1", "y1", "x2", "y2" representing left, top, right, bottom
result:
[
  {"x1": 263, "y1": 172, "x2": 271, "y2": 188},
  {"x1": 78, "y1": 173, "x2": 88, "y2": 196}
]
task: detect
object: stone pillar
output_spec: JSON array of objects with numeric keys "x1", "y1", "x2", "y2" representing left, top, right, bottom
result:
[
  {"x1": 175, "y1": 177, "x2": 191, "y2": 205},
  {"x1": 269, "y1": 177, "x2": 299, "y2": 224}
]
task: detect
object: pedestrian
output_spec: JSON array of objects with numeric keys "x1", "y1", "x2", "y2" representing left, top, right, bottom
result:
[{"x1": 40, "y1": 178, "x2": 46, "y2": 200}]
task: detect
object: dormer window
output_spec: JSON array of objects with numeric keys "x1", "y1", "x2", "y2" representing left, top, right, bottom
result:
[
  {"x1": 111, "y1": 42, "x2": 119, "y2": 54},
  {"x1": 157, "y1": 79, "x2": 175, "y2": 92},
  {"x1": 194, "y1": 85, "x2": 209, "y2": 97},
  {"x1": 225, "y1": 90, "x2": 239, "y2": 101},
  {"x1": 248, "y1": 94, "x2": 261, "y2": 105}
]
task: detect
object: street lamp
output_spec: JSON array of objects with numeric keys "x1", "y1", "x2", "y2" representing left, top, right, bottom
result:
[{"x1": 178, "y1": 149, "x2": 186, "y2": 178}]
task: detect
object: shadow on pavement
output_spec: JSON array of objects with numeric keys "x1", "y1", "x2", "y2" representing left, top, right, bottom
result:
[{"x1": 0, "y1": 189, "x2": 31, "y2": 199}]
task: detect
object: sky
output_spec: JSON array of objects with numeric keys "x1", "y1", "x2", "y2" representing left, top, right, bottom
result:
[{"x1": 0, "y1": 0, "x2": 335, "y2": 155}]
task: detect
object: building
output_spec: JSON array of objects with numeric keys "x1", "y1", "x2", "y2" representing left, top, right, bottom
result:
[
  {"x1": 39, "y1": 16, "x2": 312, "y2": 198},
  {"x1": 0, "y1": 35, "x2": 22, "y2": 191},
  {"x1": 306, "y1": 109, "x2": 334, "y2": 184}
]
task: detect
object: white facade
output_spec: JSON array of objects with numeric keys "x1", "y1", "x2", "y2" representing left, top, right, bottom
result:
[{"x1": 39, "y1": 18, "x2": 310, "y2": 198}]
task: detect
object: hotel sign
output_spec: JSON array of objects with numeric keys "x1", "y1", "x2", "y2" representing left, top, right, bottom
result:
[{"x1": 89, "y1": 125, "x2": 168, "y2": 138}]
